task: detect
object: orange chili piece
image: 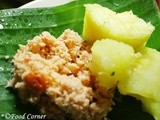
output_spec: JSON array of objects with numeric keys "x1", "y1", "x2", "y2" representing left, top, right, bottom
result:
[{"x1": 25, "y1": 72, "x2": 47, "y2": 91}]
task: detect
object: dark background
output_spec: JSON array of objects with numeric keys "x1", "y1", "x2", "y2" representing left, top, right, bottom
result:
[
  {"x1": 0, "y1": 0, "x2": 160, "y2": 10},
  {"x1": 0, "y1": 0, "x2": 32, "y2": 9}
]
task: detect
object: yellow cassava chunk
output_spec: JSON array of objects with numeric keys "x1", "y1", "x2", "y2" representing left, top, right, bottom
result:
[
  {"x1": 90, "y1": 39, "x2": 137, "y2": 89},
  {"x1": 118, "y1": 48, "x2": 160, "y2": 101},
  {"x1": 83, "y1": 4, "x2": 155, "y2": 49},
  {"x1": 140, "y1": 97, "x2": 160, "y2": 120}
]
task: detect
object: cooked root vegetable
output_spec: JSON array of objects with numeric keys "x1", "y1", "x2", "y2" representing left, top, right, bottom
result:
[
  {"x1": 83, "y1": 3, "x2": 159, "y2": 120},
  {"x1": 83, "y1": 4, "x2": 155, "y2": 50},
  {"x1": 118, "y1": 48, "x2": 160, "y2": 101},
  {"x1": 90, "y1": 39, "x2": 137, "y2": 89},
  {"x1": 140, "y1": 97, "x2": 160, "y2": 120}
]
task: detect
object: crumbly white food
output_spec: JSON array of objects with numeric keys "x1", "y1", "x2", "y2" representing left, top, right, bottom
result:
[{"x1": 7, "y1": 29, "x2": 114, "y2": 120}]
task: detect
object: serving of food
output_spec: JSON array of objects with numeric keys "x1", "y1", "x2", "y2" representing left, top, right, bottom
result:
[
  {"x1": 7, "y1": 28, "x2": 114, "y2": 120},
  {"x1": 0, "y1": 0, "x2": 160, "y2": 120}
]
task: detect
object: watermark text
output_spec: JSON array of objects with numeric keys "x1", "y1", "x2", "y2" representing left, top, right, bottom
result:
[{"x1": 1, "y1": 113, "x2": 46, "y2": 119}]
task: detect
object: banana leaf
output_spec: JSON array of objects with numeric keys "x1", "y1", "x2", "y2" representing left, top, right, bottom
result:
[{"x1": 0, "y1": 0, "x2": 159, "y2": 120}]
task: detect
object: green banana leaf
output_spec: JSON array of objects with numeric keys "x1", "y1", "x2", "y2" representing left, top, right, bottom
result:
[{"x1": 0, "y1": 0, "x2": 159, "y2": 120}]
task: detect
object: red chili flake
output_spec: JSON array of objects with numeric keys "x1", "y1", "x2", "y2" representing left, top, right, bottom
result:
[{"x1": 25, "y1": 72, "x2": 47, "y2": 91}]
